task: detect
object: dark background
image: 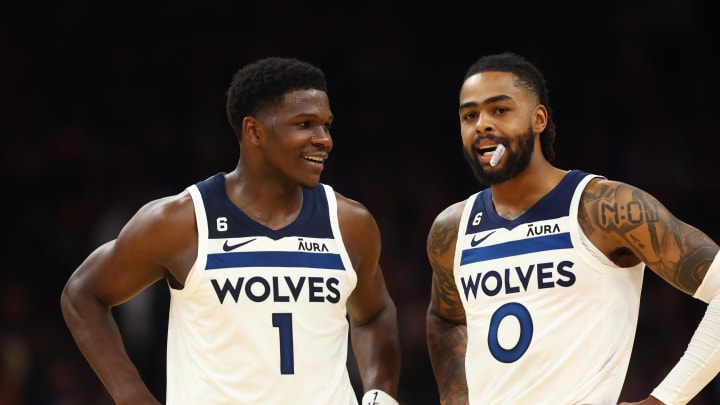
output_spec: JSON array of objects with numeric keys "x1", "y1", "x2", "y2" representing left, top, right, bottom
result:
[{"x1": 2, "y1": 0, "x2": 719, "y2": 403}]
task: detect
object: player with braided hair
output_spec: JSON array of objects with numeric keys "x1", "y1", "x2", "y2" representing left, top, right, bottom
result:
[{"x1": 426, "y1": 52, "x2": 720, "y2": 405}]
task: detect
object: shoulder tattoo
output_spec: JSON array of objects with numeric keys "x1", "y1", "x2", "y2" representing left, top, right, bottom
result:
[
  {"x1": 428, "y1": 218, "x2": 466, "y2": 322},
  {"x1": 582, "y1": 181, "x2": 716, "y2": 294}
]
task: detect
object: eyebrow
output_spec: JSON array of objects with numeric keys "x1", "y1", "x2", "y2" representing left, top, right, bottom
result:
[{"x1": 459, "y1": 94, "x2": 513, "y2": 112}]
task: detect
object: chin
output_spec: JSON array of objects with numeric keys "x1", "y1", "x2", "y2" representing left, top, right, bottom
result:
[{"x1": 299, "y1": 178, "x2": 321, "y2": 189}]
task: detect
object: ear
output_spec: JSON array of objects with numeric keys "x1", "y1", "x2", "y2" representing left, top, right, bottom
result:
[
  {"x1": 241, "y1": 116, "x2": 262, "y2": 145},
  {"x1": 532, "y1": 104, "x2": 548, "y2": 133}
]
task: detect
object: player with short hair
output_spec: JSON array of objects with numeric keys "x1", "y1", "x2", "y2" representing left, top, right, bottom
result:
[{"x1": 61, "y1": 56, "x2": 401, "y2": 405}]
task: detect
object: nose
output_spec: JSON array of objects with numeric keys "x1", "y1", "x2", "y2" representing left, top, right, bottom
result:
[
  {"x1": 475, "y1": 112, "x2": 494, "y2": 134},
  {"x1": 311, "y1": 128, "x2": 333, "y2": 148}
]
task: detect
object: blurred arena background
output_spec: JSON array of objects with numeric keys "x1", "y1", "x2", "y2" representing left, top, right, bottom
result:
[{"x1": 1, "y1": 0, "x2": 718, "y2": 403}]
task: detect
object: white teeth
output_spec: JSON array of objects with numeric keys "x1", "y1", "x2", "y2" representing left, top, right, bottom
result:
[{"x1": 305, "y1": 156, "x2": 324, "y2": 162}]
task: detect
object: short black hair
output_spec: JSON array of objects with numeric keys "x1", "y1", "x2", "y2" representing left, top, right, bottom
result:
[
  {"x1": 465, "y1": 52, "x2": 556, "y2": 161},
  {"x1": 225, "y1": 56, "x2": 328, "y2": 134}
]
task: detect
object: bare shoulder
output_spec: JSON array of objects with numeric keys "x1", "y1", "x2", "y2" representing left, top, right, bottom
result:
[
  {"x1": 578, "y1": 176, "x2": 666, "y2": 238},
  {"x1": 580, "y1": 177, "x2": 718, "y2": 293},
  {"x1": 123, "y1": 190, "x2": 196, "y2": 238},
  {"x1": 333, "y1": 190, "x2": 379, "y2": 237},
  {"x1": 334, "y1": 190, "x2": 375, "y2": 222},
  {"x1": 581, "y1": 177, "x2": 643, "y2": 200},
  {"x1": 580, "y1": 176, "x2": 665, "y2": 206},
  {"x1": 333, "y1": 190, "x2": 381, "y2": 266},
  {"x1": 115, "y1": 190, "x2": 198, "y2": 284},
  {"x1": 427, "y1": 200, "x2": 468, "y2": 323},
  {"x1": 427, "y1": 200, "x2": 467, "y2": 257},
  {"x1": 65, "y1": 190, "x2": 199, "y2": 306}
]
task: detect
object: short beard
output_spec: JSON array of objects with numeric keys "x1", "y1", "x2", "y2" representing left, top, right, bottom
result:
[{"x1": 462, "y1": 125, "x2": 535, "y2": 187}]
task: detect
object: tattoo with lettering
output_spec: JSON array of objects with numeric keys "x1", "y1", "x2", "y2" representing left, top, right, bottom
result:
[{"x1": 582, "y1": 181, "x2": 717, "y2": 294}]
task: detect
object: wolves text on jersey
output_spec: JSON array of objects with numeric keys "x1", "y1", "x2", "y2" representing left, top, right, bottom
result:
[
  {"x1": 460, "y1": 261, "x2": 576, "y2": 300},
  {"x1": 211, "y1": 276, "x2": 341, "y2": 304}
]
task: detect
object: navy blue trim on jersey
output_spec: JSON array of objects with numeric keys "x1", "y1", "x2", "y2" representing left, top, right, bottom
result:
[
  {"x1": 465, "y1": 170, "x2": 588, "y2": 234},
  {"x1": 460, "y1": 170, "x2": 588, "y2": 265},
  {"x1": 461, "y1": 233, "x2": 572, "y2": 265},
  {"x1": 206, "y1": 251, "x2": 345, "y2": 270},
  {"x1": 196, "y1": 173, "x2": 334, "y2": 240},
  {"x1": 195, "y1": 173, "x2": 347, "y2": 272}
]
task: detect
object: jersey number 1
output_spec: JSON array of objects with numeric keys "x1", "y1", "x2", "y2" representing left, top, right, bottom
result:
[{"x1": 272, "y1": 313, "x2": 295, "y2": 374}]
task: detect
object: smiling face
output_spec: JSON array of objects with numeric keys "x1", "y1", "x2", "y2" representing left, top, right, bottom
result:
[
  {"x1": 250, "y1": 88, "x2": 334, "y2": 188},
  {"x1": 458, "y1": 71, "x2": 546, "y2": 186}
]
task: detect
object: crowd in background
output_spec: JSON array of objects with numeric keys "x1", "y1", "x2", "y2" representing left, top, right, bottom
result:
[{"x1": 1, "y1": 0, "x2": 719, "y2": 403}]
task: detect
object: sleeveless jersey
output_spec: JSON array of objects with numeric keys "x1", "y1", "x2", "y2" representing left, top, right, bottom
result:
[
  {"x1": 455, "y1": 170, "x2": 645, "y2": 405},
  {"x1": 166, "y1": 173, "x2": 359, "y2": 405}
]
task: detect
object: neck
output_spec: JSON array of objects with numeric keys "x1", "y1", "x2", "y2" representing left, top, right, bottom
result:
[
  {"x1": 224, "y1": 169, "x2": 305, "y2": 229},
  {"x1": 490, "y1": 161, "x2": 566, "y2": 219}
]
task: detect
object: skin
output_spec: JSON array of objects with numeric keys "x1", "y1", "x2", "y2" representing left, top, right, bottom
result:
[
  {"x1": 60, "y1": 89, "x2": 401, "y2": 404},
  {"x1": 426, "y1": 71, "x2": 718, "y2": 405}
]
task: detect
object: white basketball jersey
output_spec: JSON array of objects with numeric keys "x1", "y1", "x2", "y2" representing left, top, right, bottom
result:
[
  {"x1": 455, "y1": 170, "x2": 645, "y2": 405},
  {"x1": 166, "y1": 173, "x2": 359, "y2": 404}
]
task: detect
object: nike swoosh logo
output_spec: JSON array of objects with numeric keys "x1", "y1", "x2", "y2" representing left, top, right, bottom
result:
[
  {"x1": 470, "y1": 231, "x2": 496, "y2": 247},
  {"x1": 222, "y1": 238, "x2": 257, "y2": 252}
]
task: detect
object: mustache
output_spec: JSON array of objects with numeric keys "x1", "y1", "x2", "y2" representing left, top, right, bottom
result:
[{"x1": 472, "y1": 133, "x2": 506, "y2": 148}]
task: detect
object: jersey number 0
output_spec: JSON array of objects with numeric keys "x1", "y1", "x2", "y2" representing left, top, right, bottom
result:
[{"x1": 487, "y1": 302, "x2": 533, "y2": 363}]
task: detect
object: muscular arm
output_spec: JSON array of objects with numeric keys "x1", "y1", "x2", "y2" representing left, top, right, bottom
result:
[
  {"x1": 59, "y1": 192, "x2": 197, "y2": 405},
  {"x1": 581, "y1": 179, "x2": 720, "y2": 404},
  {"x1": 337, "y1": 193, "x2": 401, "y2": 399},
  {"x1": 580, "y1": 178, "x2": 717, "y2": 293},
  {"x1": 426, "y1": 202, "x2": 469, "y2": 405}
]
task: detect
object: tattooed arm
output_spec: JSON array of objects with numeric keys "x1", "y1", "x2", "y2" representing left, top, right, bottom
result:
[
  {"x1": 579, "y1": 178, "x2": 717, "y2": 292},
  {"x1": 580, "y1": 178, "x2": 720, "y2": 405},
  {"x1": 426, "y1": 201, "x2": 469, "y2": 405}
]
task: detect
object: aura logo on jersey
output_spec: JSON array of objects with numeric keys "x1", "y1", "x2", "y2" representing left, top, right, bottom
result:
[
  {"x1": 460, "y1": 260, "x2": 576, "y2": 299},
  {"x1": 211, "y1": 276, "x2": 341, "y2": 304},
  {"x1": 206, "y1": 237, "x2": 345, "y2": 271},
  {"x1": 526, "y1": 222, "x2": 560, "y2": 237},
  {"x1": 297, "y1": 237, "x2": 329, "y2": 252}
]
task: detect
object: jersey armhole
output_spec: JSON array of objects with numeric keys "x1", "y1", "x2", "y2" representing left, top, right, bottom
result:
[{"x1": 170, "y1": 185, "x2": 208, "y2": 297}]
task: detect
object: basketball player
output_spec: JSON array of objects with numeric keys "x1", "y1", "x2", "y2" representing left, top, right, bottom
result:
[
  {"x1": 425, "y1": 52, "x2": 720, "y2": 404},
  {"x1": 61, "y1": 57, "x2": 401, "y2": 405}
]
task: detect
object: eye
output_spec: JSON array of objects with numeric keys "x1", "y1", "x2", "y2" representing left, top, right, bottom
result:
[
  {"x1": 462, "y1": 111, "x2": 478, "y2": 121},
  {"x1": 495, "y1": 106, "x2": 509, "y2": 114}
]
